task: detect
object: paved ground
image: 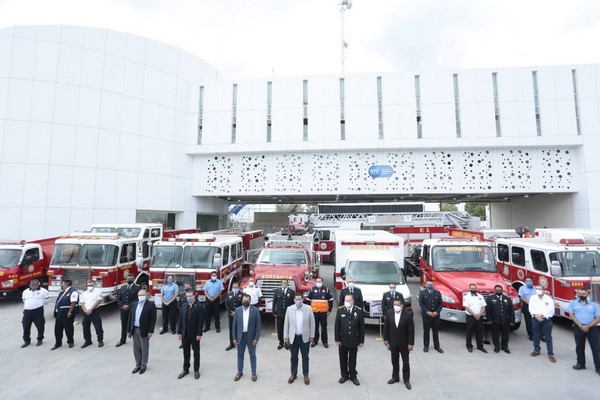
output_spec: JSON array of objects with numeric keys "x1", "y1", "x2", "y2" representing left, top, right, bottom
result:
[{"x1": 0, "y1": 263, "x2": 597, "y2": 399}]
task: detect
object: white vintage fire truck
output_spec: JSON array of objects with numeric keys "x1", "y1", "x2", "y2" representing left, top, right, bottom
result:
[{"x1": 496, "y1": 229, "x2": 600, "y2": 318}]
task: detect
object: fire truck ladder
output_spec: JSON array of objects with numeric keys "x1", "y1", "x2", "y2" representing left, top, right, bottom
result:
[{"x1": 311, "y1": 211, "x2": 475, "y2": 229}]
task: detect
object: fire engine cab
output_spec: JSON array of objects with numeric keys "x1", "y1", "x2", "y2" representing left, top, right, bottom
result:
[{"x1": 496, "y1": 229, "x2": 600, "y2": 318}]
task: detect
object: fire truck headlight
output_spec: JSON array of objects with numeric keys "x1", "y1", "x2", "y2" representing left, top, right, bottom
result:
[
  {"x1": 1, "y1": 280, "x2": 14, "y2": 288},
  {"x1": 441, "y1": 294, "x2": 456, "y2": 304}
]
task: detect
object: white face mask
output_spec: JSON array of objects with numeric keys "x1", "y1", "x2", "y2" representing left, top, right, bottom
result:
[
  {"x1": 348, "y1": 282, "x2": 354, "y2": 289},
  {"x1": 87, "y1": 286, "x2": 94, "y2": 292},
  {"x1": 249, "y1": 282, "x2": 255, "y2": 287},
  {"x1": 344, "y1": 301, "x2": 352, "y2": 309},
  {"x1": 316, "y1": 282, "x2": 323, "y2": 288},
  {"x1": 394, "y1": 305, "x2": 402, "y2": 313},
  {"x1": 138, "y1": 296, "x2": 146, "y2": 302},
  {"x1": 535, "y1": 289, "x2": 543, "y2": 296}
]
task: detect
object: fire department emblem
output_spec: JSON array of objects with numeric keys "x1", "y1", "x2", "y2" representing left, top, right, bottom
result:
[
  {"x1": 517, "y1": 270, "x2": 525, "y2": 280},
  {"x1": 539, "y1": 276, "x2": 548, "y2": 288},
  {"x1": 503, "y1": 266, "x2": 509, "y2": 276},
  {"x1": 28, "y1": 265, "x2": 34, "y2": 273}
]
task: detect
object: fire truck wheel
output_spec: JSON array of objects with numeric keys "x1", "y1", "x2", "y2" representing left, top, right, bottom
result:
[
  {"x1": 330, "y1": 251, "x2": 335, "y2": 265},
  {"x1": 509, "y1": 322, "x2": 521, "y2": 332}
]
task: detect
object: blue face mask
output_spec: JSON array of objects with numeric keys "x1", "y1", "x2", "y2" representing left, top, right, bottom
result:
[
  {"x1": 186, "y1": 296, "x2": 194, "y2": 304},
  {"x1": 390, "y1": 288, "x2": 396, "y2": 294},
  {"x1": 427, "y1": 284, "x2": 433, "y2": 290},
  {"x1": 167, "y1": 278, "x2": 173, "y2": 284},
  {"x1": 295, "y1": 300, "x2": 303, "y2": 308},
  {"x1": 211, "y1": 276, "x2": 216, "y2": 282},
  {"x1": 526, "y1": 281, "x2": 533, "y2": 288}
]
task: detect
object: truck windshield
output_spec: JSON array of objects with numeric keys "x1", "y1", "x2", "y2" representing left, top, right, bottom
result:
[
  {"x1": 0, "y1": 249, "x2": 22, "y2": 268},
  {"x1": 80, "y1": 244, "x2": 119, "y2": 266},
  {"x1": 182, "y1": 246, "x2": 218, "y2": 269},
  {"x1": 51, "y1": 244, "x2": 81, "y2": 266},
  {"x1": 347, "y1": 261, "x2": 405, "y2": 285},
  {"x1": 550, "y1": 251, "x2": 600, "y2": 277},
  {"x1": 432, "y1": 245, "x2": 496, "y2": 272},
  {"x1": 152, "y1": 246, "x2": 183, "y2": 268},
  {"x1": 257, "y1": 250, "x2": 307, "y2": 265}
]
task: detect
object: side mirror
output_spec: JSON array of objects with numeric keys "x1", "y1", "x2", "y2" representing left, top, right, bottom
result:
[
  {"x1": 313, "y1": 236, "x2": 319, "y2": 243},
  {"x1": 550, "y1": 260, "x2": 561, "y2": 277},
  {"x1": 213, "y1": 253, "x2": 223, "y2": 269},
  {"x1": 340, "y1": 267, "x2": 346, "y2": 280}
]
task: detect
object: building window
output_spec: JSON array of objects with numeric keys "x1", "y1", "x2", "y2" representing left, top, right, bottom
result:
[
  {"x1": 197, "y1": 86, "x2": 204, "y2": 144},
  {"x1": 453, "y1": 73, "x2": 461, "y2": 138},
  {"x1": 377, "y1": 76, "x2": 383, "y2": 139},
  {"x1": 415, "y1": 75, "x2": 422, "y2": 138},
  {"x1": 266, "y1": 81, "x2": 272, "y2": 142},
  {"x1": 303, "y1": 79, "x2": 308, "y2": 141},
  {"x1": 231, "y1": 83, "x2": 238, "y2": 144},
  {"x1": 572, "y1": 69, "x2": 581, "y2": 135},
  {"x1": 532, "y1": 71, "x2": 541, "y2": 136},
  {"x1": 492, "y1": 72, "x2": 501, "y2": 137},
  {"x1": 340, "y1": 78, "x2": 346, "y2": 140}
]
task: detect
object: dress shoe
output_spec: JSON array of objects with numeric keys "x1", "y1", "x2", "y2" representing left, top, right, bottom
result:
[
  {"x1": 323, "y1": 343, "x2": 329, "y2": 348},
  {"x1": 530, "y1": 351, "x2": 540, "y2": 357},
  {"x1": 387, "y1": 378, "x2": 399, "y2": 384},
  {"x1": 288, "y1": 375, "x2": 297, "y2": 384},
  {"x1": 139, "y1": 367, "x2": 146, "y2": 375},
  {"x1": 178, "y1": 371, "x2": 189, "y2": 379},
  {"x1": 502, "y1": 348, "x2": 510, "y2": 354},
  {"x1": 252, "y1": 374, "x2": 257, "y2": 382},
  {"x1": 278, "y1": 344, "x2": 284, "y2": 350},
  {"x1": 132, "y1": 367, "x2": 141, "y2": 374},
  {"x1": 21, "y1": 342, "x2": 30, "y2": 348},
  {"x1": 216, "y1": 327, "x2": 221, "y2": 333},
  {"x1": 68, "y1": 343, "x2": 74, "y2": 348},
  {"x1": 304, "y1": 376, "x2": 310, "y2": 385},
  {"x1": 285, "y1": 344, "x2": 290, "y2": 350},
  {"x1": 494, "y1": 348, "x2": 500, "y2": 353},
  {"x1": 202, "y1": 327, "x2": 210, "y2": 333},
  {"x1": 549, "y1": 355, "x2": 556, "y2": 363},
  {"x1": 477, "y1": 347, "x2": 488, "y2": 353},
  {"x1": 194, "y1": 371, "x2": 200, "y2": 380},
  {"x1": 351, "y1": 377, "x2": 360, "y2": 386},
  {"x1": 98, "y1": 340, "x2": 104, "y2": 348},
  {"x1": 159, "y1": 330, "x2": 166, "y2": 335},
  {"x1": 467, "y1": 347, "x2": 473, "y2": 353},
  {"x1": 36, "y1": 340, "x2": 43, "y2": 346},
  {"x1": 234, "y1": 373, "x2": 243, "y2": 381},
  {"x1": 225, "y1": 344, "x2": 235, "y2": 351},
  {"x1": 338, "y1": 376, "x2": 348, "y2": 384},
  {"x1": 572, "y1": 364, "x2": 586, "y2": 370},
  {"x1": 81, "y1": 342, "x2": 92, "y2": 348},
  {"x1": 423, "y1": 346, "x2": 429, "y2": 353},
  {"x1": 115, "y1": 341, "x2": 125, "y2": 347},
  {"x1": 435, "y1": 347, "x2": 444, "y2": 354},
  {"x1": 171, "y1": 331, "x2": 176, "y2": 334},
  {"x1": 51, "y1": 344, "x2": 62, "y2": 351},
  {"x1": 310, "y1": 342, "x2": 317, "y2": 348},
  {"x1": 404, "y1": 382, "x2": 412, "y2": 390},
  {"x1": 179, "y1": 344, "x2": 183, "y2": 349}
]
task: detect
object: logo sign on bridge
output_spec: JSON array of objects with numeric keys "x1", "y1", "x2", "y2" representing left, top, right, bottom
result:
[{"x1": 368, "y1": 165, "x2": 394, "y2": 178}]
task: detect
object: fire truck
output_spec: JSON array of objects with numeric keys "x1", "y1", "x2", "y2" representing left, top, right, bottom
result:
[
  {"x1": 47, "y1": 223, "x2": 180, "y2": 304},
  {"x1": 149, "y1": 230, "x2": 265, "y2": 307},
  {"x1": 496, "y1": 229, "x2": 600, "y2": 318},
  {"x1": 419, "y1": 231, "x2": 522, "y2": 328},
  {"x1": 0, "y1": 237, "x2": 59, "y2": 296},
  {"x1": 241, "y1": 232, "x2": 320, "y2": 313}
]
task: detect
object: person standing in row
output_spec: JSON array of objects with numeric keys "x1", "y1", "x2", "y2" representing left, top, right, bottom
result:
[
  {"x1": 381, "y1": 283, "x2": 405, "y2": 318},
  {"x1": 52, "y1": 279, "x2": 79, "y2": 350},
  {"x1": 177, "y1": 290, "x2": 205, "y2": 380},
  {"x1": 307, "y1": 277, "x2": 333, "y2": 348},
  {"x1": 225, "y1": 282, "x2": 244, "y2": 351},
  {"x1": 486, "y1": 285, "x2": 515, "y2": 354},
  {"x1": 160, "y1": 275, "x2": 179, "y2": 334},
  {"x1": 568, "y1": 287, "x2": 600, "y2": 375},
  {"x1": 273, "y1": 279, "x2": 295, "y2": 350},
  {"x1": 21, "y1": 279, "x2": 49, "y2": 348},
  {"x1": 529, "y1": 285, "x2": 555, "y2": 362},
  {"x1": 244, "y1": 277, "x2": 262, "y2": 308},
  {"x1": 283, "y1": 293, "x2": 315, "y2": 385},
  {"x1": 128, "y1": 289, "x2": 157, "y2": 375},
  {"x1": 383, "y1": 298, "x2": 414, "y2": 390},
  {"x1": 335, "y1": 294, "x2": 365, "y2": 386},
  {"x1": 518, "y1": 277, "x2": 536, "y2": 341},
  {"x1": 463, "y1": 283, "x2": 487, "y2": 353},
  {"x1": 339, "y1": 277, "x2": 363, "y2": 309},
  {"x1": 80, "y1": 280, "x2": 104, "y2": 348},
  {"x1": 233, "y1": 294, "x2": 261, "y2": 382},
  {"x1": 116, "y1": 275, "x2": 140, "y2": 347},
  {"x1": 204, "y1": 271, "x2": 224, "y2": 333},
  {"x1": 418, "y1": 279, "x2": 443, "y2": 353}
]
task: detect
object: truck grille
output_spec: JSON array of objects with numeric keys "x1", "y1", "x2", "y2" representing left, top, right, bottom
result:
[
  {"x1": 63, "y1": 268, "x2": 91, "y2": 291},
  {"x1": 172, "y1": 274, "x2": 195, "y2": 293},
  {"x1": 257, "y1": 279, "x2": 296, "y2": 298}
]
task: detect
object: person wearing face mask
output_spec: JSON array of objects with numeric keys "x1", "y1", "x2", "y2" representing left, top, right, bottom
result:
[
  {"x1": 383, "y1": 299, "x2": 414, "y2": 390},
  {"x1": 339, "y1": 277, "x2": 364, "y2": 310},
  {"x1": 283, "y1": 293, "x2": 315, "y2": 384},
  {"x1": 273, "y1": 279, "x2": 296, "y2": 350},
  {"x1": 116, "y1": 274, "x2": 140, "y2": 347},
  {"x1": 225, "y1": 282, "x2": 245, "y2": 351},
  {"x1": 528, "y1": 285, "x2": 555, "y2": 362},
  {"x1": 243, "y1": 277, "x2": 263, "y2": 308},
  {"x1": 177, "y1": 291, "x2": 205, "y2": 380},
  {"x1": 21, "y1": 279, "x2": 50, "y2": 348},
  {"x1": 80, "y1": 280, "x2": 104, "y2": 348},
  {"x1": 307, "y1": 277, "x2": 333, "y2": 348},
  {"x1": 381, "y1": 283, "x2": 405, "y2": 321},
  {"x1": 518, "y1": 277, "x2": 537, "y2": 340},
  {"x1": 463, "y1": 283, "x2": 488, "y2": 353},
  {"x1": 233, "y1": 294, "x2": 261, "y2": 382},
  {"x1": 334, "y1": 294, "x2": 365, "y2": 386},
  {"x1": 203, "y1": 271, "x2": 224, "y2": 333},
  {"x1": 127, "y1": 289, "x2": 157, "y2": 375},
  {"x1": 486, "y1": 284, "x2": 515, "y2": 354},
  {"x1": 567, "y1": 287, "x2": 600, "y2": 374},
  {"x1": 418, "y1": 279, "x2": 443, "y2": 354},
  {"x1": 160, "y1": 275, "x2": 179, "y2": 335},
  {"x1": 52, "y1": 279, "x2": 79, "y2": 350}
]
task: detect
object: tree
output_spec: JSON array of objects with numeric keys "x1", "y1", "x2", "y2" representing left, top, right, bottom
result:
[
  {"x1": 440, "y1": 203, "x2": 458, "y2": 212},
  {"x1": 465, "y1": 202, "x2": 487, "y2": 217}
]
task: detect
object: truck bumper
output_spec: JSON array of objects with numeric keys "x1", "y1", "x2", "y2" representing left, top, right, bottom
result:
[{"x1": 440, "y1": 307, "x2": 523, "y2": 324}]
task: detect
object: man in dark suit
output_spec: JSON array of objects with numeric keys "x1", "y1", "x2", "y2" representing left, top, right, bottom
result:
[
  {"x1": 384, "y1": 298, "x2": 415, "y2": 390},
  {"x1": 486, "y1": 284, "x2": 515, "y2": 353},
  {"x1": 335, "y1": 294, "x2": 365, "y2": 386},
  {"x1": 381, "y1": 283, "x2": 405, "y2": 318},
  {"x1": 418, "y1": 279, "x2": 443, "y2": 353},
  {"x1": 273, "y1": 279, "x2": 295, "y2": 350},
  {"x1": 225, "y1": 282, "x2": 244, "y2": 351},
  {"x1": 127, "y1": 289, "x2": 157, "y2": 375},
  {"x1": 116, "y1": 274, "x2": 140, "y2": 347},
  {"x1": 339, "y1": 277, "x2": 363, "y2": 310},
  {"x1": 233, "y1": 294, "x2": 261, "y2": 382},
  {"x1": 177, "y1": 290, "x2": 205, "y2": 380}
]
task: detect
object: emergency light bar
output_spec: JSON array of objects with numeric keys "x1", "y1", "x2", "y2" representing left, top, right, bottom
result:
[
  {"x1": 0, "y1": 240, "x2": 27, "y2": 246},
  {"x1": 340, "y1": 241, "x2": 400, "y2": 246}
]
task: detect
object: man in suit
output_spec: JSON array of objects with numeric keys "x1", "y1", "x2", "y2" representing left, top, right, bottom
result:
[
  {"x1": 339, "y1": 276, "x2": 363, "y2": 309},
  {"x1": 335, "y1": 294, "x2": 365, "y2": 386},
  {"x1": 418, "y1": 279, "x2": 443, "y2": 353},
  {"x1": 52, "y1": 279, "x2": 79, "y2": 350},
  {"x1": 384, "y1": 298, "x2": 415, "y2": 390},
  {"x1": 486, "y1": 284, "x2": 515, "y2": 353},
  {"x1": 233, "y1": 294, "x2": 261, "y2": 382},
  {"x1": 381, "y1": 283, "x2": 405, "y2": 318},
  {"x1": 177, "y1": 290, "x2": 205, "y2": 380},
  {"x1": 127, "y1": 289, "x2": 157, "y2": 375},
  {"x1": 225, "y1": 282, "x2": 244, "y2": 351},
  {"x1": 273, "y1": 279, "x2": 296, "y2": 350},
  {"x1": 283, "y1": 293, "x2": 315, "y2": 385},
  {"x1": 116, "y1": 274, "x2": 140, "y2": 347}
]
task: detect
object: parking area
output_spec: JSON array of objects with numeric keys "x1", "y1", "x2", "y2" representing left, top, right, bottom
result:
[{"x1": 0, "y1": 263, "x2": 597, "y2": 399}]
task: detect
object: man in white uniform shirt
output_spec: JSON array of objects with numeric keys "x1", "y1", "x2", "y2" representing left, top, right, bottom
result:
[
  {"x1": 529, "y1": 285, "x2": 555, "y2": 362},
  {"x1": 80, "y1": 280, "x2": 104, "y2": 348},
  {"x1": 463, "y1": 283, "x2": 488, "y2": 353},
  {"x1": 244, "y1": 277, "x2": 262, "y2": 307},
  {"x1": 21, "y1": 279, "x2": 50, "y2": 348}
]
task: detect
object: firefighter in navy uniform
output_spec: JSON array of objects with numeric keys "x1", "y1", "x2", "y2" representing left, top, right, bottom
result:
[
  {"x1": 486, "y1": 284, "x2": 515, "y2": 353},
  {"x1": 225, "y1": 281, "x2": 244, "y2": 351},
  {"x1": 307, "y1": 277, "x2": 333, "y2": 348},
  {"x1": 51, "y1": 279, "x2": 79, "y2": 350},
  {"x1": 273, "y1": 279, "x2": 296, "y2": 350},
  {"x1": 116, "y1": 275, "x2": 140, "y2": 347},
  {"x1": 382, "y1": 283, "x2": 405, "y2": 318},
  {"x1": 335, "y1": 293, "x2": 365, "y2": 386}
]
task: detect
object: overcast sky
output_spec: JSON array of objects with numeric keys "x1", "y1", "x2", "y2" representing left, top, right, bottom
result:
[{"x1": 1, "y1": 0, "x2": 599, "y2": 79}]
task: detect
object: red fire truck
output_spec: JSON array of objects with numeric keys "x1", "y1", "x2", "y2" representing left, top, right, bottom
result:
[
  {"x1": 419, "y1": 232, "x2": 522, "y2": 328},
  {"x1": 0, "y1": 237, "x2": 59, "y2": 296},
  {"x1": 496, "y1": 229, "x2": 600, "y2": 318},
  {"x1": 149, "y1": 230, "x2": 265, "y2": 306}
]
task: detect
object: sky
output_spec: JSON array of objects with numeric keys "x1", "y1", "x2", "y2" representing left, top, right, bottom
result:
[{"x1": 1, "y1": 0, "x2": 599, "y2": 79}]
